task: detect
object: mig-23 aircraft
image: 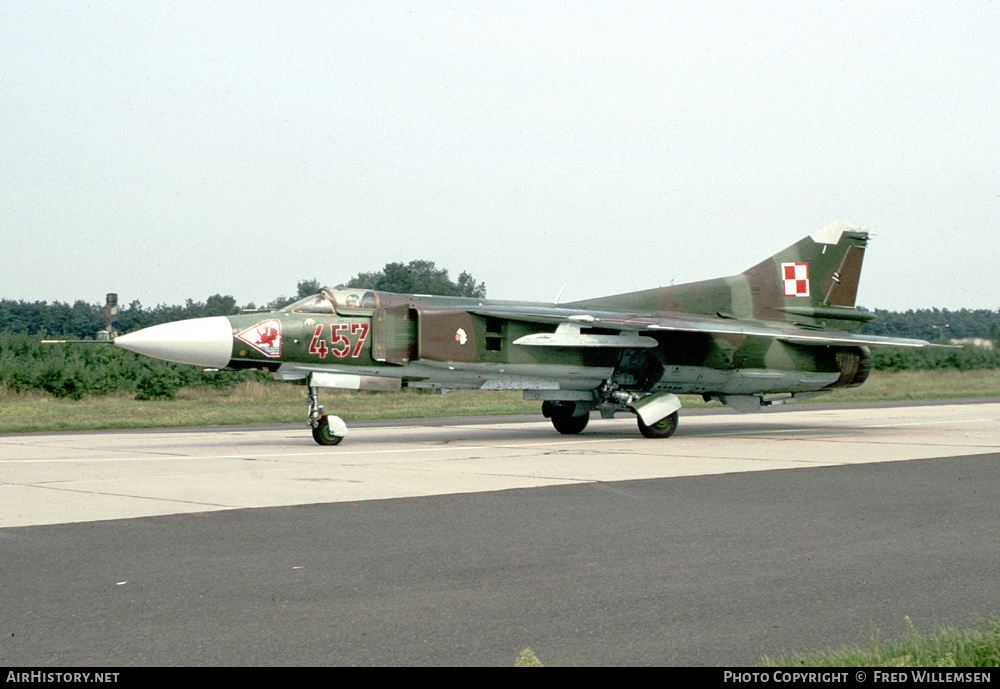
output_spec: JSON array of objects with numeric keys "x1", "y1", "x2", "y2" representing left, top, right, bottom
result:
[{"x1": 114, "y1": 220, "x2": 935, "y2": 445}]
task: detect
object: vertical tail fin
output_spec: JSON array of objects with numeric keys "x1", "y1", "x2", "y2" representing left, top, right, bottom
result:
[{"x1": 742, "y1": 220, "x2": 874, "y2": 328}]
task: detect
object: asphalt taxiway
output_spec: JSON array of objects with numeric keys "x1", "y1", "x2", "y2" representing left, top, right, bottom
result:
[{"x1": 1, "y1": 401, "x2": 998, "y2": 665}]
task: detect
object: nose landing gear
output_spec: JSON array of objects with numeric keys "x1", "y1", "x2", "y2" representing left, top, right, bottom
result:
[{"x1": 307, "y1": 384, "x2": 347, "y2": 446}]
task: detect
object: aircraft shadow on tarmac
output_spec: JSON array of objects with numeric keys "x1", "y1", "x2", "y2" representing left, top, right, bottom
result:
[{"x1": 267, "y1": 413, "x2": 862, "y2": 448}]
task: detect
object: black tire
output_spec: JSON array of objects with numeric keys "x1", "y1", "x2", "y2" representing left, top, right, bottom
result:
[
  {"x1": 311, "y1": 416, "x2": 344, "y2": 446},
  {"x1": 551, "y1": 412, "x2": 589, "y2": 435},
  {"x1": 637, "y1": 411, "x2": 678, "y2": 439}
]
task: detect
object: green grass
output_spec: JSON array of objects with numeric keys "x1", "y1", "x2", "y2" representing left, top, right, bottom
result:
[
  {"x1": 514, "y1": 648, "x2": 543, "y2": 667},
  {"x1": 0, "y1": 381, "x2": 542, "y2": 433},
  {"x1": 1, "y1": 369, "x2": 999, "y2": 434},
  {"x1": 827, "y1": 368, "x2": 1000, "y2": 403},
  {"x1": 762, "y1": 617, "x2": 1000, "y2": 667}
]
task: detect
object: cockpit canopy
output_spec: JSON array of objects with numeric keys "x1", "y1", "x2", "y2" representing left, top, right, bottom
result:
[{"x1": 283, "y1": 287, "x2": 382, "y2": 315}]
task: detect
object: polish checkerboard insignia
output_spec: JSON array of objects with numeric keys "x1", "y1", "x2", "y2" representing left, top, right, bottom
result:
[{"x1": 781, "y1": 262, "x2": 810, "y2": 297}]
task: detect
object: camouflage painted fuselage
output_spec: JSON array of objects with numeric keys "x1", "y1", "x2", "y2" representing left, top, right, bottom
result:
[{"x1": 220, "y1": 221, "x2": 882, "y2": 406}]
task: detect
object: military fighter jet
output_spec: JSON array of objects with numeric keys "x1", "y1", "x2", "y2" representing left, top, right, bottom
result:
[{"x1": 115, "y1": 220, "x2": 935, "y2": 445}]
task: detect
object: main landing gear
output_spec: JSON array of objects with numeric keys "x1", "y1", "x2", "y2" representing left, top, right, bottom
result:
[
  {"x1": 542, "y1": 401, "x2": 591, "y2": 435},
  {"x1": 636, "y1": 411, "x2": 679, "y2": 439},
  {"x1": 541, "y1": 391, "x2": 681, "y2": 439},
  {"x1": 307, "y1": 385, "x2": 347, "y2": 446}
]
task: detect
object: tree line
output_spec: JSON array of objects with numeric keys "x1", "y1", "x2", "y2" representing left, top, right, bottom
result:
[
  {"x1": 0, "y1": 260, "x2": 487, "y2": 339},
  {"x1": 859, "y1": 308, "x2": 1000, "y2": 344}
]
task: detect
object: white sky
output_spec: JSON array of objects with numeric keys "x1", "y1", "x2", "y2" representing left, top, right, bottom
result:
[{"x1": 2, "y1": 1, "x2": 998, "y2": 311}]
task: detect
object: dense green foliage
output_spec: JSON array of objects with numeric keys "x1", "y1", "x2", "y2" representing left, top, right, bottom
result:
[
  {"x1": 859, "y1": 308, "x2": 1000, "y2": 371},
  {"x1": 872, "y1": 344, "x2": 1000, "y2": 372},
  {"x1": 0, "y1": 294, "x2": 245, "y2": 340},
  {"x1": 349, "y1": 259, "x2": 487, "y2": 298},
  {"x1": 860, "y1": 307, "x2": 1000, "y2": 343},
  {"x1": 0, "y1": 332, "x2": 269, "y2": 400}
]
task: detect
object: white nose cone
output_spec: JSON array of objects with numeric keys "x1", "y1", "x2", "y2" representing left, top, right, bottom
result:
[{"x1": 115, "y1": 316, "x2": 234, "y2": 368}]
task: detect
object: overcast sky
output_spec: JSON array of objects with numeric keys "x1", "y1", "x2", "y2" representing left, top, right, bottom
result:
[{"x1": 2, "y1": 1, "x2": 998, "y2": 311}]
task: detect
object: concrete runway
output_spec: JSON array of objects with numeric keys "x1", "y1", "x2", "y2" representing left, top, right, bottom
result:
[
  {"x1": 1, "y1": 400, "x2": 999, "y2": 665},
  {"x1": 3, "y1": 400, "x2": 999, "y2": 528}
]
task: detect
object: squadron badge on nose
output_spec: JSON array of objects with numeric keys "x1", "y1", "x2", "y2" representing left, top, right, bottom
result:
[{"x1": 237, "y1": 319, "x2": 282, "y2": 357}]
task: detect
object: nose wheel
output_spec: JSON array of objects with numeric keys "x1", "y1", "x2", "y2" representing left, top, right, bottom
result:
[{"x1": 307, "y1": 384, "x2": 347, "y2": 446}]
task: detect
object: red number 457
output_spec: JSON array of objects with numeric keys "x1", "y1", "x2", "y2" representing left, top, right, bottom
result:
[{"x1": 309, "y1": 323, "x2": 369, "y2": 359}]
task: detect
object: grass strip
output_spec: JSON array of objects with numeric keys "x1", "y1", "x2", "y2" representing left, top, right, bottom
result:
[
  {"x1": 2, "y1": 369, "x2": 999, "y2": 434},
  {"x1": 762, "y1": 617, "x2": 1000, "y2": 667}
]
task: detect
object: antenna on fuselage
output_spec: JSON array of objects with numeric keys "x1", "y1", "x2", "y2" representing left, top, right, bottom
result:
[{"x1": 554, "y1": 283, "x2": 567, "y2": 304}]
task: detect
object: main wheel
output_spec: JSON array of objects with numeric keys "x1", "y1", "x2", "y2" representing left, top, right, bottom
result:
[
  {"x1": 551, "y1": 412, "x2": 589, "y2": 435},
  {"x1": 311, "y1": 415, "x2": 346, "y2": 446},
  {"x1": 637, "y1": 411, "x2": 678, "y2": 439}
]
